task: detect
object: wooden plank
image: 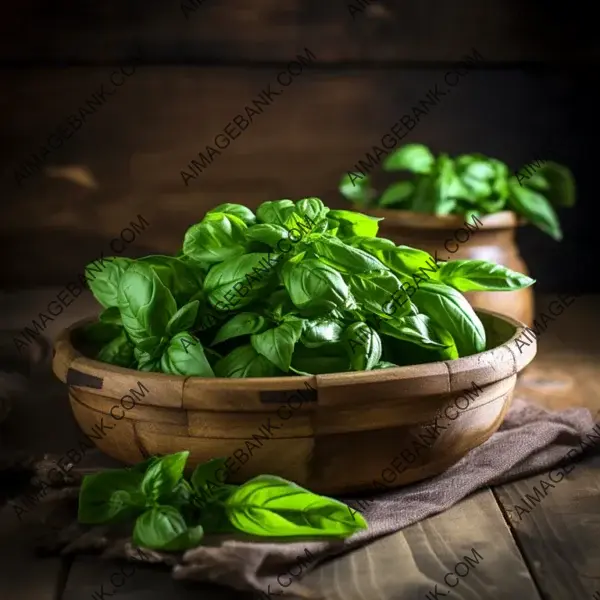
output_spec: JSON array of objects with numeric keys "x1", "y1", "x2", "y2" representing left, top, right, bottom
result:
[
  {"x1": 297, "y1": 488, "x2": 541, "y2": 599},
  {"x1": 0, "y1": 0, "x2": 598, "y2": 63},
  {"x1": 62, "y1": 556, "x2": 256, "y2": 600},
  {"x1": 494, "y1": 454, "x2": 600, "y2": 599},
  {"x1": 0, "y1": 67, "x2": 592, "y2": 289}
]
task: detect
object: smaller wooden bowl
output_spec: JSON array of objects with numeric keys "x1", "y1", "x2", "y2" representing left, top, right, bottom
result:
[{"x1": 52, "y1": 310, "x2": 536, "y2": 494}]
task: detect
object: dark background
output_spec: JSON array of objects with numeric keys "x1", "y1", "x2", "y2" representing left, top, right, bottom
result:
[{"x1": 0, "y1": 0, "x2": 597, "y2": 292}]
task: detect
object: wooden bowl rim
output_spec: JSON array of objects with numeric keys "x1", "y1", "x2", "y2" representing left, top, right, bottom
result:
[
  {"x1": 53, "y1": 309, "x2": 536, "y2": 401},
  {"x1": 364, "y1": 208, "x2": 525, "y2": 230}
]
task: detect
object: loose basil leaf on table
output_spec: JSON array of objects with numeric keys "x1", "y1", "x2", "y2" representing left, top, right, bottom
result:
[
  {"x1": 344, "y1": 323, "x2": 382, "y2": 371},
  {"x1": 183, "y1": 212, "x2": 249, "y2": 264},
  {"x1": 214, "y1": 344, "x2": 281, "y2": 378},
  {"x1": 412, "y1": 282, "x2": 486, "y2": 357},
  {"x1": 212, "y1": 312, "x2": 267, "y2": 345},
  {"x1": 96, "y1": 330, "x2": 136, "y2": 368},
  {"x1": 382, "y1": 143, "x2": 435, "y2": 174},
  {"x1": 78, "y1": 469, "x2": 146, "y2": 525},
  {"x1": 117, "y1": 262, "x2": 177, "y2": 347},
  {"x1": 161, "y1": 332, "x2": 215, "y2": 377},
  {"x1": 141, "y1": 451, "x2": 189, "y2": 503},
  {"x1": 251, "y1": 320, "x2": 303, "y2": 372},
  {"x1": 85, "y1": 257, "x2": 133, "y2": 309},
  {"x1": 133, "y1": 505, "x2": 204, "y2": 551},
  {"x1": 224, "y1": 475, "x2": 367, "y2": 538},
  {"x1": 438, "y1": 260, "x2": 535, "y2": 292},
  {"x1": 207, "y1": 203, "x2": 257, "y2": 226}
]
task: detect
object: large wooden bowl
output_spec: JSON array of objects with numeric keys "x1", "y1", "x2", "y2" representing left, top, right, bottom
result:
[
  {"x1": 52, "y1": 310, "x2": 536, "y2": 494},
  {"x1": 365, "y1": 209, "x2": 534, "y2": 327}
]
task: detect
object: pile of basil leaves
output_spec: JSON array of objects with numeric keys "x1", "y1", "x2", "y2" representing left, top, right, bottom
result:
[
  {"x1": 339, "y1": 143, "x2": 575, "y2": 241},
  {"x1": 78, "y1": 452, "x2": 367, "y2": 550},
  {"x1": 82, "y1": 198, "x2": 534, "y2": 377}
]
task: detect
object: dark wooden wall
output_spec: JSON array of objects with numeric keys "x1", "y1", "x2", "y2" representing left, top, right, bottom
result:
[{"x1": 1, "y1": 0, "x2": 598, "y2": 292}]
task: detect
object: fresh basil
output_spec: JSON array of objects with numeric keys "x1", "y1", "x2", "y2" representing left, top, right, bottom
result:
[
  {"x1": 256, "y1": 199, "x2": 295, "y2": 226},
  {"x1": 133, "y1": 506, "x2": 204, "y2": 551},
  {"x1": 161, "y1": 332, "x2": 215, "y2": 377},
  {"x1": 208, "y1": 203, "x2": 256, "y2": 226},
  {"x1": 328, "y1": 209, "x2": 381, "y2": 238},
  {"x1": 214, "y1": 344, "x2": 280, "y2": 378},
  {"x1": 141, "y1": 451, "x2": 189, "y2": 503},
  {"x1": 291, "y1": 342, "x2": 349, "y2": 375},
  {"x1": 96, "y1": 330, "x2": 136, "y2": 368},
  {"x1": 166, "y1": 300, "x2": 199, "y2": 337},
  {"x1": 301, "y1": 318, "x2": 344, "y2": 348},
  {"x1": 313, "y1": 235, "x2": 386, "y2": 273},
  {"x1": 85, "y1": 257, "x2": 133, "y2": 309},
  {"x1": 344, "y1": 323, "x2": 382, "y2": 371},
  {"x1": 383, "y1": 143, "x2": 435, "y2": 174},
  {"x1": 251, "y1": 320, "x2": 303, "y2": 372},
  {"x1": 245, "y1": 223, "x2": 289, "y2": 247},
  {"x1": 438, "y1": 260, "x2": 535, "y2": 292},
  {"x1": 212, "y1": 312, "x2": 267, "y2": 345},
  {"x1": 380, "y1": 314, "x2": 455, "y2": 355}
]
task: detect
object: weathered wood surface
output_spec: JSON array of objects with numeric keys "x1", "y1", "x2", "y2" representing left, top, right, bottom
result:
[
  {"x1": 0, "y1": 67, "x2": 591, "y2": 289},
  {"x1": 1, "y1": 0, "x2": 598, "y2": 63}
]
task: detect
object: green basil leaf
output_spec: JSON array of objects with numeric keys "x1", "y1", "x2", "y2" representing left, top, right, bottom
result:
[
  {"x1": 438, "y1": 260, "x2": 535, "y2": 292},
  {"x1": 284, "y1": 197, "x2": 328, "y2": 229},
  {"x1": 507, "y1": 178, "x2": 562, "y2": 240},
  {"x1": 191, "y1": 457, "x2": 228, "y2": 494},
  {"x1": 128, "y1": 457, "x2": 160, "y2": 475},
  {"x1": 212, "y1": 312, "x2": 267, "y2": 345},
  {"x1": 523, "y1": 162, "x2": 576, "y2": 208},
  {"x1": 348, "y1": 270, "x2": 410, "y2": 320},
  {"x1": 160, "y1": 332, "x2": 215, "y2": 377},
  {"x1": 117, "y1": 263, "x2": 177, "y2": 347},
  {"x1": 99, "y1": 306, "x2": 122, "y2": 325},
  {"x1": 208, "y1": 203, "x2": 256, "y2": 226},
  {"x1": 327, "y1": 209, "x2": 382, "y2": 238},
  {"x1": 134, "y1": 347, "x2": 161, "y2": 372},
  {"x1": 133, "y1": 506, "x2": 203, "y2": 551},
  {"x1": 140, "y1": 451, "x2": 189, "y2": 502},
  {"x1": 412, "y1": 282, "x2": 486, "y2": 357},
  {"x1": 383, "y1": 143, "x2": 435, "y2": 174},
  {"x1": 225, "y1": 474, "x2": 367, "y2": 538},
  {"x1": 378, "y1": 181, "x2": 415, "y2": 207},
  {"x1": 282, "y1": 259, "x2": 355, "y2": 313},
  {"x1": 266, "y1": 288, "x2": 298, "y2": 321},
  {"x1": 78, "y1": 469, "x2": 145, "y2": 525},
  {"x1": 96, "y1": 331, "x2": 136, "y2": 368},
  {"x1": 338, "y1": 173, "x2": 375, "y2": 207},
  {"x1": 251, "y1": 321, "x2": 303, "y2": 372},
  {"x1": 245, "y1": 223, "x2": 289, "y2": 246},
  {"x1": 301, "y1": 318, "x2": 344, "y2": 348},
  {"x1": 379, "y1": 314, "x2": 453, "y2": 352},
  {"x1": 166, "y1": 300, "x2": 199, "y2": 337},
  {"x1": 214, "y1": 344, "x2": 280, "y2": 378},
  {"x1": 256, "y1": 199, "x2": 295, "y2": 226},
  {"x1": 312, "y1": 235, "x2": 386, "y2": 273},
  {"x1": 85, "y1": 257, "x2": 133, "y2": 309},
  {"x1": 291, "y1": 342, "x2": 350, "y2": 375},
  {"x1": 183, "y1": 212, "x2": 248, "y2": 264},
  {"x1": 344, "y1": 323, "x2": 382, "y2": 371},
  {"x1": 205, "y1": 253, "x2": 277, "y2": 310}
]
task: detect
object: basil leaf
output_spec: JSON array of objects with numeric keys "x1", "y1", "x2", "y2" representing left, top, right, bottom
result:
[
  {"x1": 141, "y1": 451, "x2": 189, "y2": 502},
  {"x1": 183, "y1": 212, "x2": 248, "y2": 264},
  {"x1": 85, "y1": 257, "x2": 133, "y2": 309},
  {"x1": 225, "y1": 475, "x2": 367, "y2": 537},
  {"x1": 412, "y1": 282, "x2": 486, "y2": 356},
  {"x1": 338, "y1": 173, "x2": 375, "y2": 207},
  {"x1": 438, "y1": 260, "x2": 535, "y2": 292},
  {"x1": 139, "y1": 255, "x2": 204, "y2": 306},
  {"x1": 523, "y1": 162, "x2": 576, "y2": 208},
  {"x1": 292, "y1": 342, "x2": 349, "y2": 375},
  {"x1": 328, "y1": 209, "x2": 382, "y2": 238},
  {"x1": 348, "y1": 270, "x2": 410, "y2": 319},
  {"x1": 166, "y1": 300, "x2": 199, "y2": 337},
  {"x1": 191, "y1": 457, "x2": 227, "y2": 493},
  {"x1": 245, "y1": 223, "x2": 289, "y2": 246},
  {"x1": 379, "y1": 181, "x2": 415, "y2": 207},
  {"x1": 379, "y1": 314, "x2": 455, "y2": 353},
  {"x1": 134, "y1": 347, "x2": 161, "y2": 372},
  {"x1": 266, "y1": 288, "x2": 298, "y2": 321},
  {"x1": 301, "y1": 318, "x2": 344, "y2": 348},
  {"x1": 208, "y1": 203, "x2": 256, "y2": 226},
  {"x1": 256, "y1": 199, "x2": 295, "y2": 226},
  {"x1": 355, "y1": 241, "x2": 438, "y2": 279},
  {"x1": 283, "y1": 258, "x2": 355, "y2": 313},
  {"x1": 212, "y1": 312, "x2": 267, "y2": 345},
  {"x1": 284, "y1": 197, "x2": 328, "y2": 230},
  {"x1": 204, "y1": 253, "x2": 277, "y2": 310},
  {"x1": 312, "y1": 235, "x2": 386, "y2": 273},
  {"x1": 117, "y1": 262, "x2": 177, "y2": 347},
  {"x1": 344, "y1": 323, "x2": 382, "y2": 371},
  {"x1": 160, "y1": 332, "x2": 215, "y2": 377},
  {"x1": 251, "y1": 321, "x2": 303, "y2": 372},
  {"x1": 383, "y1": 143, "x2": 435, "y2": 174},
  {"x1": 99, "y1": 306, "x2": 122, "y2": 325},
  {"x1": 78, "y1": 469, "x2": 145, "y2": 525},
  {"x1": 507, "y1": 177, "x2": 562, "y2": 240},
  {"x1": 133, "y1": 506, "x2": 203, "y2": 551},
  {"x1": 96, "y1": 330, "x2": 136, "y2": 368},
  {"x1": 215, "y1": 344, "x2": 280, "y2": 378}
]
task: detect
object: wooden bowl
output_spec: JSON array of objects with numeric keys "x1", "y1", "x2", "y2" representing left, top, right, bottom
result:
[
  {"x1": 52, "y1": 310, "x2": 536, "y2": 494},
  {"x1": 365, "y1": 208, "x2": 534, "y2": 327}
]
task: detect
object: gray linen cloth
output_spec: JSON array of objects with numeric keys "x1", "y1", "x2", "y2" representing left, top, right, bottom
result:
[{"x1": 19, "y1": 398, "x2": 600, "y2": 598}]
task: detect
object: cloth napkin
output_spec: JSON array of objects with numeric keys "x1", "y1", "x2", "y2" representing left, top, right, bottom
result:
[{"x1": 13, "y1": 398, "x2": 600, "y2": 598}]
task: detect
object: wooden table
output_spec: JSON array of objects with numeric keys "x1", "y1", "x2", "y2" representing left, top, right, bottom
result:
[{"x1": 1, "y1": 290, "x2": 599, "y2": 600}]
